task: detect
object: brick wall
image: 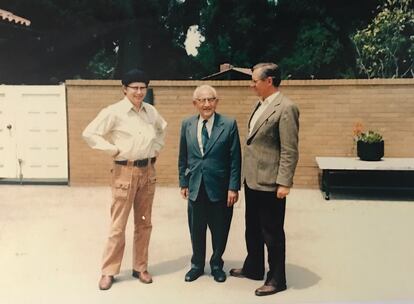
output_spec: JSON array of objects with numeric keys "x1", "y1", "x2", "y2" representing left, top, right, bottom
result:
[{"x1": 66, "y1": 79, "x2": 414, "y2": 188}]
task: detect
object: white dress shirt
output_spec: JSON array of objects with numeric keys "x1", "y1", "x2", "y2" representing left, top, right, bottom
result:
[
  {"x1": 249, "y1": 91, "x2": 280, "y2": 135},
  {"x1": 82, "y1": 97, "x2": 167, "y2": 161},
  {"x1": 197, "y1": 113, "x2": 215, "y2": 155}
]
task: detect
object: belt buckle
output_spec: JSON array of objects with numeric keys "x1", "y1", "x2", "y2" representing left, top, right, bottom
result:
[{"x1": 136, "y1": 159, "x2": 148, "y2": 167}]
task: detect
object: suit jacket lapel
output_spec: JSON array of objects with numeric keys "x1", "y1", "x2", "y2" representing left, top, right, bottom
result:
[
  {"x1": 204, "y1": 113, "x2": 224, "y2": 156},
  {"x1": 247, "y1": 93, "x2": 283, "y2": 141},
  {"x1": 247, "y1": 101, "x2": 261, "y2": 130},
  {"x1": 188, "y1": 116, "x2": 202, "y2": 157}
]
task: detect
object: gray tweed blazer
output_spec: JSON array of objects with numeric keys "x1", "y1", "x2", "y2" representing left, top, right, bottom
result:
[{"x1": 243, "y1": 92, "x2": 299, "y2": 191}]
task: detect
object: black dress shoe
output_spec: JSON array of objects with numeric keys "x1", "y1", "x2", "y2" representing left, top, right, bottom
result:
[
  {"x1": 184, "y1": 268, "x2": 204, "y2": 282},
  {"x1": 211, "y1": 269, "x2": 226, "y2": 283},
  {"x1": 255, "y1": 284, "x2": 287, "y2": 296}
]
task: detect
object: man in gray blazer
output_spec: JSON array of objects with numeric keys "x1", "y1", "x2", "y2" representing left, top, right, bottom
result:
[
  {"x1": 178, "y1": 85, "x2": 241, "y2": 283},
  {"x1": 230, "y1": 63, "x2": 299, "y2": 296}
]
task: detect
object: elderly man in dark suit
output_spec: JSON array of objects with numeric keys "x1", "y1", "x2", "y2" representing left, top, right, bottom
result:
[
  {"x1": 178, "y1": 84, "x2": 241, "y2": 283},
  {"x1": 230, "y1": 63, "x2": 299, "y2": 296}
]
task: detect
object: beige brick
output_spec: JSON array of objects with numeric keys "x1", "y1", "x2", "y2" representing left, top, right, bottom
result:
[{"x1": 67, "y1": 79, "x2": 414, "y2": 189}]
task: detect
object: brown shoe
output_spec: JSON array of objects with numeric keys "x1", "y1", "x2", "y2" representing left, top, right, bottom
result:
[
  {"x1": 229, "y1": 268, "x2": 245, "y2": 278},
  {"x1": 132, "y1": 270, "x2": 153, "y2": 284},
  {"x1": 229, "y1": 268, "x2": 263, "y2": 280},
  {"x1": 255, "y1": 283, "x2": 287, "y2": 296},
  {"x1": 98, "y1": 275, "x2": 114, "y2": 290}
]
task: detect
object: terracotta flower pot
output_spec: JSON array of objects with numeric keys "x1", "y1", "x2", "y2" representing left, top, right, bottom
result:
[{"x1": 357, "y1": 140, "x2": 384, "y2": 161}]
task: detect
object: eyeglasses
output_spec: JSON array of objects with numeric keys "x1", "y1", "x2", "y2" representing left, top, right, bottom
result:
[
  {"x1": 195, "y1": 97, "x2": 217, "y2": 104},
  {"x1": 127, "y1": 85, "x2": 147, "y2": 91}
]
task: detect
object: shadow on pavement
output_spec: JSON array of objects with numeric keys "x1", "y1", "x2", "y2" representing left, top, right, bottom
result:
[
  {"x1": 287, "y1": 263, "x2": 321, "y2": 290},
  {"x1": 223, "y1": 260, "x2": 321, "y2": 290}
]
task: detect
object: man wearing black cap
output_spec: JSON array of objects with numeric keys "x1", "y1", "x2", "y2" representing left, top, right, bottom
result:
[{"x1": 83, "y1": 69, "x2": 167, "y2": 290}]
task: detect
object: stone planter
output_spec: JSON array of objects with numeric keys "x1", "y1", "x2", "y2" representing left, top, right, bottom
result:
[{"x1": 357, "y1": 140, "x2": 384, "y2": 161}]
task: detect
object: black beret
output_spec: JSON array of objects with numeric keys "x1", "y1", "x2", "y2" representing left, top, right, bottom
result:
[{"x1": 121, "y1": 69, "x2": 149, "y2": 86}]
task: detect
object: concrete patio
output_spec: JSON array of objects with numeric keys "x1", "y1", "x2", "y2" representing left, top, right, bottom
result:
[{"x1": 1, "y1": 185, "x2": 413, "y2": 304}]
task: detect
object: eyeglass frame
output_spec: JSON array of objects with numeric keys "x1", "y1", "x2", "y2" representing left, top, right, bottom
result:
[
  {"x1": 194, "y1": 97, "x2": 217, "y2": 104},
  {"x1": 126, "y1": 85, "x2": 148, "y2": 91}
]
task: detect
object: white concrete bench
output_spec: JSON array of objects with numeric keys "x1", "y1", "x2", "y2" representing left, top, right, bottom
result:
[{"x1": 315, "y1": 157, "x2": 414, "y2": 200}]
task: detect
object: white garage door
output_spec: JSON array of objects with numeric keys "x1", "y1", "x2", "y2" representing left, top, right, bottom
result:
[{"x1": 0, "y1": 85, "x2": 68, "y2": 183}]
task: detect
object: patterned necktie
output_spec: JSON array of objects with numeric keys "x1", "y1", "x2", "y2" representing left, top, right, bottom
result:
[{"x1": 202, "y1": 119, "x2": 209, "y2": 152}]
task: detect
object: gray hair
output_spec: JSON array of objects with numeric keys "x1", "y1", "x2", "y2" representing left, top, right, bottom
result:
[
  {"x1": 252, "y1": 62, "x2": 281, "y2": 87},
  {"x1": 193, "y1": 84, "x2": 218, "y2": 100}
]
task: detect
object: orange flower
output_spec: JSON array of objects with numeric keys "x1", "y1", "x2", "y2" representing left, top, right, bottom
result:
[
  {"x1": 353, "y1": 122, "x2": 363, "y2": 137},
  {"x1": 353, "y1": 122, "x2": 383, "y2": 143}
]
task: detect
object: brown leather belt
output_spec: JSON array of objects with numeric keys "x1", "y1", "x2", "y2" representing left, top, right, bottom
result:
[{"x1": 115, "y1": 157, "x2": 156, "y2": 167}]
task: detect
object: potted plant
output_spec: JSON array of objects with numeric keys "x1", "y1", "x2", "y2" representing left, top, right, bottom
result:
[{"x1": 353, "y1": 122, "x2": 384, "y2": 161}]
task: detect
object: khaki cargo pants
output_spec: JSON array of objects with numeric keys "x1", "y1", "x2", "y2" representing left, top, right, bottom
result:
[{"x1": 101, "y1": 161, "x2": 156, "y2": 275}]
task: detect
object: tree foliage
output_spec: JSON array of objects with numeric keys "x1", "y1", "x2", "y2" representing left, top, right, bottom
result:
[
  {"x1": 0, "y1": 0, "x2": 393, "y2": 83},
  {"x1": 0, "y1": 0, "x2": 192, "y2": 83},
  {"x1": 352, "y1": 0, "x2": 414, "y2": 78},
  {"x1": 191, "y1": 0, "x2": 380, "y2": 79}
]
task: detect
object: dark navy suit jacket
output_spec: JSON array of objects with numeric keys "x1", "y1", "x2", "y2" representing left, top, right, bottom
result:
[{"x1": 178, "y1": 113, "x2": 241, "y2": 202}]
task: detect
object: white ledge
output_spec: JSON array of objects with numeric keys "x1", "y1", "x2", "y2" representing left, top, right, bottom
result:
[{"x1": 315, "y1": 157, "x2": 414, "y2": 171}]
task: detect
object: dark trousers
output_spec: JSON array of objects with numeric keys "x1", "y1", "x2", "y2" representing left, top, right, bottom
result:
[
  {"x1": 188, "y1": 183, "x2": 233, "y2": 271},
  {"x1": 242, "y1": 183, "x2": 286, "y2": 286}
]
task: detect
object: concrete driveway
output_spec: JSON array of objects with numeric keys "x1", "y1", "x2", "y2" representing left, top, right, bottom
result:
[{"x1": 1, "y1": 185, "x2": 413, "y2": 304}]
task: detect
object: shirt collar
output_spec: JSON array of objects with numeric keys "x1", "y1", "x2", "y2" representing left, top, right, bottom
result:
[
  {"x1": 261, "y1": 91, "x2": 280, "y2": 105},
  {"x1": 120, "y1": 97, "x2": 147, "y2": 113},
  {"x1": 198, "y1": 113, "x2": 215, "y2": 125}
]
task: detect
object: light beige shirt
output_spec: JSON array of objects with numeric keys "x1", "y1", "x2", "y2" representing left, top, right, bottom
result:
[
  {"x1": 197, "y1": 113, "x2": 215, "y2": 155},
  {"x1": 249, "y1": 91, "x2": 280, "y2": 135},
  {"x1": 82, "y1": 97, "x2": 167, "y2": 161}
]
